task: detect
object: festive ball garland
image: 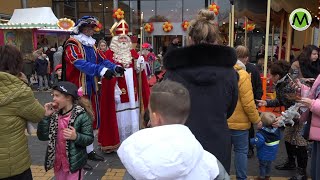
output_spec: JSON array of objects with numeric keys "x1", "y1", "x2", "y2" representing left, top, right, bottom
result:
[
  {"x1": 181, "y1": 20, "x2": 189, "y2": 31},
  {"x1": 144, "y1": 23, "x2": 154, "y2": 33},
  {"x1": 208, "y1": 3, "x2": 220, "y2": 15},
  {"x1": 243, "y1": 22, "x2": 255, "y2": 31},
  {"x1": 113, "y1": 8, "x2": 125, "y2": 20},
  {"x1": 163, "y1": 22, "x2": 173, "y2": 32}
]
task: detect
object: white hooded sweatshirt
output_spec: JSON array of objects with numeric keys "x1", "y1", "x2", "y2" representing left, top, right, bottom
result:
[{"x1": 117, "y1": 124, "x2": 219, "y2": 180}]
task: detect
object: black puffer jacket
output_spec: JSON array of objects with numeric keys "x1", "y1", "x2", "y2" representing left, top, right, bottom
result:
[
  {"x1": 35, "y1": 58, "x2": 48, "y2": 76},
  {"x1": 37, "y1": 105, "x2": 93, "y2": 173},
  {"x1": 164, "y1": 44, "x2": 238, "y2": 172}
]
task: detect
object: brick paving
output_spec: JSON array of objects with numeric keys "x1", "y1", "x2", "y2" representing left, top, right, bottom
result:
[{"x1": 28, "y1": 91, "x2": 309, "y2": 179}]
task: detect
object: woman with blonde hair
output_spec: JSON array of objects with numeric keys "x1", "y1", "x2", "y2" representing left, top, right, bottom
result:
[
  {"x1": 98, "y1": 39, "x2": 108, "y2": 53},
  {"x1": 163, "y1": 9, "x2": 238, "y2": 172}
]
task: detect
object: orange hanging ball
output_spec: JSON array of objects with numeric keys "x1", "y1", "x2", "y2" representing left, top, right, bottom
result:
[
  {"x1": 144, "y1": 23, "x2": 154, "y2": 33},
  {"x1": 163, "y1": 22, "x2": 173, "y2": 32},
  {"x1": 209, "y1": 2, "x2": 219, "y2": 15},
  {"x1": 113, "y1": 8, "x2": 125, "y2": 20},
  {"x1": 181, "y1": 20, "x2": 189, "y2": 31}
]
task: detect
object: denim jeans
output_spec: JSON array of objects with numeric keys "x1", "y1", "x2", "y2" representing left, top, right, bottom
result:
[
  {"x1": 38, "y1": 75, "x2": 49, "y2": 90},
  {"x1": 231, "y1": 130, "x2": 249, "y2": 180},
  {"x1": 259, "y1": 160, "x2": 272, "y2": 177}
]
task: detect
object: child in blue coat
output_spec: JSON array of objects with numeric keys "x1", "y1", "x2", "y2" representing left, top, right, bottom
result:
[{"x1": 251, "y1": 112, "x2": 281, "y2": 180}]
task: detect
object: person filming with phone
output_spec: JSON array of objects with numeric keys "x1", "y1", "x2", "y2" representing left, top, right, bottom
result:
[{"x1": 256, "y1": 61, "x2": 309, "y2": 180}]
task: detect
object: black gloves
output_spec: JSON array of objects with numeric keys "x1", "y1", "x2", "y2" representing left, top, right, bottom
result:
[
  {"x1": 115, "y1": 66, "x2": 126, "y2": 76},
  {"x1": 103, "y1": 69, "x2": 114, "y2": 80},
  {"x1": 103, "y1": 67, "x2": 125, "y2": 80}
]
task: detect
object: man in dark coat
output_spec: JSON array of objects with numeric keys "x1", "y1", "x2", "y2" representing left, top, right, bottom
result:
[
  {"x1": 246, "y1": 63, "x2": 263, "y2": 100},
  {"x1": 163, "y1": 44, "x2": 238, "y2": 172},
  {"x1": 246, "y1": 62, "x2": 263, "y2": 158},
  {"x1": 166, "y1": 36, "x2": 179, "y2": 55}
]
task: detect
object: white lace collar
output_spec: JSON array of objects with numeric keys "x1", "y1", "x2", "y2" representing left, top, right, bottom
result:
[{"x1": 72, "y1": 33, "x2": 96, "y2": 47}]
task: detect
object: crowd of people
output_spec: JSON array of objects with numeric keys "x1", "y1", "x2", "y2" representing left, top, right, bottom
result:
[{"x1": 1, "y1": 8, "x2": 320, "y2": 180}]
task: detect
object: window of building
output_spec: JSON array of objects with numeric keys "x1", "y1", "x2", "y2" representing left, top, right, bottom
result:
[{"x1": 156, "y1": 0, "x2": 182, "y2": 22}]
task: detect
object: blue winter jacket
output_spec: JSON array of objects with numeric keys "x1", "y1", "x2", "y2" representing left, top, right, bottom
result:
[
  {"x1": 35, "y1": 58, "x2": 48, "y2": 76},
  {"x1": 250, "y1": 127, "x2": 281, "y2": 161}
]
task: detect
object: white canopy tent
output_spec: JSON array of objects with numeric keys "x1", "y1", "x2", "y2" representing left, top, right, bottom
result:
[{"x1": 0, "y1": 7, "x2": 60, "y2": 29}]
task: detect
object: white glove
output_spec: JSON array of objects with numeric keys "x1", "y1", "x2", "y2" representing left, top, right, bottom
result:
[{"x1": 136, "y1": 56, "x2": 146, "y2": 72}]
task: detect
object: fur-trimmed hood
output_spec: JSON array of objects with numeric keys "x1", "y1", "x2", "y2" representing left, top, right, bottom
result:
[{"x1": 164, "y1": 44, "x2": 237, "y2": 69}]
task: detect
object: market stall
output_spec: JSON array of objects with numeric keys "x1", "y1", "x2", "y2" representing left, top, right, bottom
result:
[{"x1": 0, "y1": 7, "x2": 73, "y2": 55}]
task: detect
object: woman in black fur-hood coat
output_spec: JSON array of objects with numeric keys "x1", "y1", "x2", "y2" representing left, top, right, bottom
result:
[{"x1": 163, "y1": 44, "x2": 238, "y2": 172}]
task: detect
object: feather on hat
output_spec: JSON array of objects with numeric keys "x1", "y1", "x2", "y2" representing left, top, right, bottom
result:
[{"x1": 72, "y1": 16, "x2": 101, "y2": 35}]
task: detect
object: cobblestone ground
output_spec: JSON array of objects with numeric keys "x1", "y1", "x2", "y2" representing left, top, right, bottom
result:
[{"x1": 29, "y1": 91, "x2": 311, "y2": 179}]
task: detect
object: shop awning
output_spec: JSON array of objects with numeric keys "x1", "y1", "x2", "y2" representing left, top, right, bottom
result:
[
  {"x1": 234, "y1": 0, "x2": 318, "y2": 25},
  {"x1": 0, "y1": 7, "x2": 59, "y2": 29},
  {"x1": 271, "y1": 0, "x2": 317, "y2": 14}
]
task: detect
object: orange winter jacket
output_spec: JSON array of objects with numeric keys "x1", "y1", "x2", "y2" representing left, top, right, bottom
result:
[{"x1": 228, "y1": 63, "x2": 260, "y2": 130}]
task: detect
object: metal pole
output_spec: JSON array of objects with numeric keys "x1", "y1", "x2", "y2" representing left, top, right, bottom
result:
[
  {"x1": 231, "y1": 3, "x2": 235, "y2": 47},
  {"x1": 318, "y1": 23, "x2": 320, "y2": 47},
  {"x1": 138, "y1": 12, "x2": 144, "y2": 130},
  {"x1": 260, "y1": 0, "x2": 271, "y2": 112},
  {"x1": 271, "y1": 25, "x2": 274, "y2": 59},
  {"x1": 311, "y1": 27, "x2": 315, "y2": 45},
  {"x1": 21, "y1": 0, "x2": 27, "y2": 8},
  {"x1": 55, "y1": 2, "x2": 61, "y2": 18},
  {"x1": 229, "y1": 13, "x2": 231, "y2": 46},
  {"x1": 304, "y1": 27, "x2": 308, "y2": 46},
  {"x1": 102, "y1": 0, "x2": 106, "y2": 37},
  {"x1": 138, "y1": 0, "x2": 141, "y2": 28},
  {"x1": 278, "y1": 13, "x2": 284, "y2": 60},
  {"x1": 88, "y1": 0, "x2": 92, "y2": 12},
  {"x1": 244, "y1": 17, "x2": 247, "y2": 47},
  {"x1": 285, "y1": 15, "x2": 292, "y2": 62},
  {"x1": 75, "y1": 1, "x2": 78, "y2": 19},
  {"x1": 263, "y1": 0, "x2": 271, "y2": 78},
  {"x1": 129, "y1": 0, "x2": 133, "y2": 32},
  {"x1": 113, "y1": 0, "x2": 118, "y2": 23},
  {"x1": 181, "y1": 0, "x2": 184, "y2": 22}
]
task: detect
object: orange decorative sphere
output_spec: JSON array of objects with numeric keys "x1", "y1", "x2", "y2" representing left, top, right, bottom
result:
[{"x1": 113, "y1": 8, "x2": 125, "y2": 20}]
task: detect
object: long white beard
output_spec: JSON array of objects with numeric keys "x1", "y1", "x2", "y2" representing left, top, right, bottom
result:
[{"x1": 110, "y1": 36, "x2": 132, "y2": 68}]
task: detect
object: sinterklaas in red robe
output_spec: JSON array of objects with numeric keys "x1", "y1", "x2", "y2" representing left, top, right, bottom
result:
[{"x1": 98, "y1": 49, "x2": 150, "y2": 152}]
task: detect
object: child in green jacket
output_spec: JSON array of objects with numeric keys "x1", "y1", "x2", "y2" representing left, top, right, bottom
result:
[{"x1": 37, "y1": 81, "x2": 94, "y2": 179}]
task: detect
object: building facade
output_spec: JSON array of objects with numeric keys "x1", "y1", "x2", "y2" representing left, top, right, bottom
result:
[
  {"x1": 51, "y1": 0, "x2": 211, "y2": 35},
  {"x1": 1, "y1": 0, "x2": 227, "y2": 52},
  {"x1": 51, "y1": 0, "x2": 216, "y2": 50}
]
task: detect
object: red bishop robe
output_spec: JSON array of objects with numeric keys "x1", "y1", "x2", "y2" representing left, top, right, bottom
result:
[{"x1": 98, "y1": 49, "x2": 150, "y2": 151}]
